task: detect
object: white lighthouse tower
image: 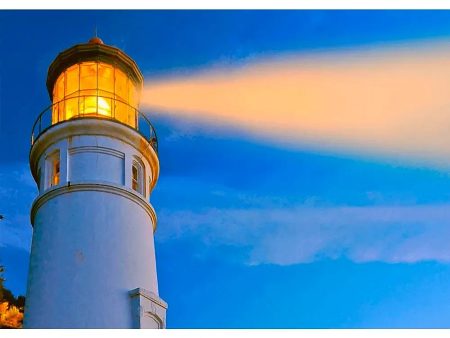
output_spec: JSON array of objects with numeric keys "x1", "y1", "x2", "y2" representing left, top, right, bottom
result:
[{"x1": 24, "y1": 37, "x2": 167, "y2": 328}]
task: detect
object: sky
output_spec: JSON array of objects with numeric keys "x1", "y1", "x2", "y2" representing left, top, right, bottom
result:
[{"x1": 2, "y1": 10, "x2": 450, "y2": 328}]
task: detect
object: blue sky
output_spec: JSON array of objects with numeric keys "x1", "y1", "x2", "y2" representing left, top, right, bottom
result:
[{"x1": 2, "y1": 10, "x2": 450, "y2": 328}]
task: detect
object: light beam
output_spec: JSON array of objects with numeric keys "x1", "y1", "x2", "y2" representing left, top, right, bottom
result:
[{"x1": 142, "y1": 40, "x2": 450, "y2": 169}]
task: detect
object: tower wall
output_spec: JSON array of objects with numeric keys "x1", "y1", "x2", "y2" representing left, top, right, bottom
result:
[{"x1": 24, "y1": 119, "x2": 166, "y2": 328}]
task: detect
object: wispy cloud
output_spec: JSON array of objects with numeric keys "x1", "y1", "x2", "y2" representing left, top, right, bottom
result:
[
  {"x1": 157, "y1": 203, "x2": 450, "y2": 265},
  {"x1": 143, "y1": 39, "x2": 450, "y2": 169}
]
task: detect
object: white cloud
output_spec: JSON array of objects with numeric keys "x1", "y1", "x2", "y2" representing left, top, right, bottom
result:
[
  {"x1": 4, "y1": 161, "x2": 449, "y2": 266},
  {"x1": 156, "y1": 204, "x2": 450, "y2": 265}
]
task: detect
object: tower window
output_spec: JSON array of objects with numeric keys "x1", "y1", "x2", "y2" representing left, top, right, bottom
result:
[
  {"x1": 131, "y1": 158, "x2": 145, "y2": 195},
  {"x1": 132, "y1": 164, "x2": 139, "y2": 191},
  {"x1": 46, "y1": 150, "x2": 60, "y2": 189},
  {"x1": 52, "y1": 158, "x2": 60, "y2": 186}
]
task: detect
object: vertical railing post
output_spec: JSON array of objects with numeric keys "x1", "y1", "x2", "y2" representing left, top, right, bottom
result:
[
  {"x1": 112, "y1": 97, "x2": 115, "y2": 119},
  {"x1": 135, "y1": 109, "x2": 138, "y2": 130}
]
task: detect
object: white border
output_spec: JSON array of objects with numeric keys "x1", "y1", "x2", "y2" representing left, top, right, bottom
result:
[
  {"x1": 3, "y1": 2, "x2": 450, "y2": 336},
  {"x1": 3, "y1": 0, "x2": 450, "y2": 9},
  {"x1": 3, "y1": 329, "x2": 450, "y2": 338}
]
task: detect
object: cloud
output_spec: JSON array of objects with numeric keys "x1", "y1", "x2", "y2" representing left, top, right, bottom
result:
[
  {"x1": 156, "y1": 203, "x2": 450, "y2": 265},
  {"x1": 142, "y1": 39, "x2": 450, "y2": 169}
]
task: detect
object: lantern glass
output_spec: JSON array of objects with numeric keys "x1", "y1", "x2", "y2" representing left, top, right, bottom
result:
[{"x1": 51, "y1": 61, "x2": 140, "y2": 128}]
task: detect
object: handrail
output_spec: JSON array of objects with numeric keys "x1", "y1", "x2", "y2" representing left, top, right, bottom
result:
[{"x1": 31, "y1": 94, "x2": 158, "y2": 154}]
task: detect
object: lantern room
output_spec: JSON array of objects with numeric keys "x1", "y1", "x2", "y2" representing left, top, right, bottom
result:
[{"x1": 46, "y1": 37, "x2": 144, "y2": 129}]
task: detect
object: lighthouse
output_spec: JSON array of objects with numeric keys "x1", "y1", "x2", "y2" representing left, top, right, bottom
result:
[{"x1": 24, "y1": 37, "x2": 167, "y2": 328}]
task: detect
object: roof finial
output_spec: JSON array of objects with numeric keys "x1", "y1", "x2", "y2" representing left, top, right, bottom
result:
[{"x1": 89, "y1": 27, "x2": 104, "y2": 45}]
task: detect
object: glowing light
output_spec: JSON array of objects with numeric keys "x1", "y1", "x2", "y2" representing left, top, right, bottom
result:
[
  {"x1": 141, "y1": 40, "x2": 450, "y2": 169},
  {"x1": 51, "y1": 61, "x2": 138, "y2": 128},
  {"x1": 80, "y1": 96, "x2": 111, "y2": 116}
]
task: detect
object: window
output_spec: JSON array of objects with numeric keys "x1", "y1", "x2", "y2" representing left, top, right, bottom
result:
[
  {"x1": 46, "y1": 150, "x2": 60, "y2": 189},
  {"x1": 132, "y1": 163, "x2": 139, "y2": 191},
  {"x1": 52, "y1": 157, "x2": 60, "y2": 186},
  {"x1": 131, "y1": 158, "x2": 145, "y2": 195}
]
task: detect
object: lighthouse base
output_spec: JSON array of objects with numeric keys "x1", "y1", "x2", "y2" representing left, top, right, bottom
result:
[{"x1": 129, "y1": 288, "x2": 167, "y2": 328}]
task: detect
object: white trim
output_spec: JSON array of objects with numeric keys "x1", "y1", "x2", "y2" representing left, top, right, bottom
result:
[
  {"x1": 5, "y1": 0, "x2": 450, "y2": 10},
  {"x1": 68, "y1": 146, "x2": 125, "y2": 159},
  {"x1": 30, "y1": 118, "x2": 159, "y2": 191},
  {"x1": 4, "y1": 329, "x2": 450, "y2": 337},
  {"x1": 30, "y1": 181, "x2": 158, "y2": 231}
]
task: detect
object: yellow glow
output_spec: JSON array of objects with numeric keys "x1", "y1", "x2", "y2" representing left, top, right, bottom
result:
[
  {"x1": 141, "y1": 40, "x2": 450, "y2": 169},
  {"x1": 66, "y1": 64, "x2": 79, "y2": 96},
  {"x1": 97, "y1": 97, "x2": 111, "y2": 116},
  {"x1": 65, "y1": 97, "x2": 78, "y2": 120},
  {"x1": 79, "y1": 96, "x2": 111, "y2": 116},
  {"x1": 51, "y1": 61, "x2": 139, "y2": 128},
  {"x1": 51, "y1": 158, "x2": 60, "y2": 186}
]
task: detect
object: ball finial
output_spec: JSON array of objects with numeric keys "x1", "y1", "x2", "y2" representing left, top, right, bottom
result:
[{"x1": 88, "y1": 36, "x2": 104, "y2": 45}]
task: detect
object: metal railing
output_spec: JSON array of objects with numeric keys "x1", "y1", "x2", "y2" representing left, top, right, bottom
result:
[{"x1": 31, "y1": 94, "x2": 158, "y2": 153}]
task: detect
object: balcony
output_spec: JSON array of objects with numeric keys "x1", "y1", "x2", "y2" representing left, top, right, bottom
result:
[{"x1": 31, "y1": 94, "x2": 158, "y2": 154}]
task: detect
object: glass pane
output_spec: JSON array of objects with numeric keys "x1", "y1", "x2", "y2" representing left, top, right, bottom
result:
[
  {"x1": 115, "y1": 67, "x2": 128, "y2": 102},
  {"x1": 52, "y1": 158, "x2": 60, "y2": 186},
  {"x1": 98, "y1": 90, "x2": 114, "y2": 117},
  {"x1": 97, "y1": 96, "x2": 112, "y2": 117},
  {"x1": 65, "y1": 64, "x2": 79, "y2": 97},
  {"x1": 58, "y1": 101, "x2": 65, "y2": 122},
  {"x1": 128, "y1": 106, "x2": 136, "y2": 128},
  {"x1": 65, "y1": 97, "x2": 79, "y2": 120},
  {"x1": 128, "y1": 82, "x2": 138, "y2": 109},
  {"x1": 78, "y1": 93, "x2": 112, "y2": 117},
  {"x1": 132, "y1": 164, "x2": 138, "y2": 191},
  {"x1": 98, "y1": 89, "x2": 114, "y2": 100},
  {"x1": 80, "y1": 62, "x2": 97, "y2": 91},
  {"x1": 54, "y1": 73, "x2": 65, "y2": 103},
  {"x1": 52, "y1": 104, "x2": 59, "y2": 124},
  {"x1": 79, "y1": 89, "x2": 97, "y2": 116},
  {"x1": 98, "y1": 63, "x2": 114, "y2": 94},
  {"x1": 115, "y1": 100, "x2": 128, "y2": 124},
  {"x1": 80, "y1": 96, "x2": 97, "y2": 115}
]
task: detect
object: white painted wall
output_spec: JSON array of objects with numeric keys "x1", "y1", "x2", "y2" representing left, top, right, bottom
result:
[{"x1": 24, "y1": 119, "x2": 165, "y2": 328}]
